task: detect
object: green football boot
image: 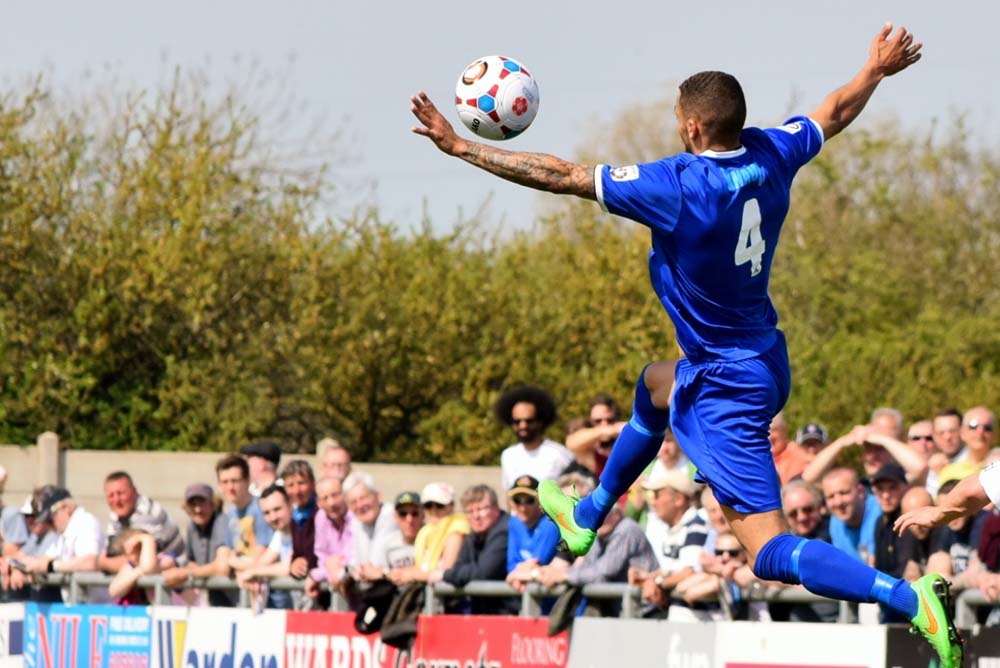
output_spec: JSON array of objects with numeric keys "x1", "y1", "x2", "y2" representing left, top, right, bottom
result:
[
  {"x1": 909, "y1": 574, "x2": 964, "y2": 668},
  {"x1": 538, "y1": 480, "x2": 596, "y2": 557}
]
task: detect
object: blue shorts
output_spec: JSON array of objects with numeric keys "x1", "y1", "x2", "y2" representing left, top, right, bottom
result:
[{"x1": 670, "y1": 333, "x2": 791, "y2": 514}]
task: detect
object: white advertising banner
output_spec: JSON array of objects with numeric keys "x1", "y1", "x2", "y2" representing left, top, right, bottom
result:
[
  {"x1": 181, "y1": 608, "x2": 286, "y2": 668},
  {"x1": 715, "y1": 621, "x2": 886, "y2": 668},
  {"x1": 567, "y1": 617, "x2": 715, "y2": 668},
  {"x1": 150, "y1": 606, "x2": 189, "y2": 668}
]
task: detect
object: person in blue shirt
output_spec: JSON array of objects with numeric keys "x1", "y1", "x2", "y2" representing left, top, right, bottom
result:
[
  {"x1": 413, "y1": 24, "x2": 960, "y2": 666},
  {"x1": 822, "y1": 468, "x2": 881, "y2": 562},
  {"x1": 505, "y1": 475, "x2": 561, "y2": 573}
]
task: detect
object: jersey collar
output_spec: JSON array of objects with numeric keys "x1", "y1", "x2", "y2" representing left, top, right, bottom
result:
[{"x1": 699, "y1": 146, "x2": 747, "y2": 159}]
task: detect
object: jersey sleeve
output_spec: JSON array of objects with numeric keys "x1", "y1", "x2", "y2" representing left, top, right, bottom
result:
[
  {"x1": 762, "y1": 115, "x2": 824, "y2": 173},
  {"x1": 980, "y1": 462, "x2": 1000, "y2": 507},
  {"x1": 594, "y1": 159, "x2": 684, "y2": 233}
]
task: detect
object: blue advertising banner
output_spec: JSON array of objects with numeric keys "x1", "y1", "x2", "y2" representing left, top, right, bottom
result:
[{"x1": 23, "y1": 603, "x2": 152, "y2": 668}]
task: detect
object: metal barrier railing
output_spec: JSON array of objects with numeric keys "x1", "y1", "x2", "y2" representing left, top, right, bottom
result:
[{"x1": 21, "y1": 572, "x2": 996, "y2": 628}]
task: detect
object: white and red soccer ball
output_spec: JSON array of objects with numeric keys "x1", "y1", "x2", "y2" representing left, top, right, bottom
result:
[{"x1": 455, "y1": 55, "x2": 539, "y2": 141}]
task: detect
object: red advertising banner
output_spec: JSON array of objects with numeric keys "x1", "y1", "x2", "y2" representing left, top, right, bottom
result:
[
  {"x1": 285, "y1": 611, "x2": 408, "y2": 668},
  {"x1": 414, "y1": 615, "x2": 568, "y2": 668}
]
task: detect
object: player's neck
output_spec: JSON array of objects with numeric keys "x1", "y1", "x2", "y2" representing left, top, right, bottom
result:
[{"x1": 692, "y1": 139, "x2": 742, "y2": 155}]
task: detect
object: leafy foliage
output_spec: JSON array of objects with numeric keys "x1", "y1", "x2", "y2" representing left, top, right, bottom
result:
[{"x1": 2, "y1": 81, "x2": 999, "y2": 461}]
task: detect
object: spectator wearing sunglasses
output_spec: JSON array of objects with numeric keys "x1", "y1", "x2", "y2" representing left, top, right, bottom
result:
[
  {"x1": 355, "y1": 492, "x2": 424, "y2": 582},
  {"x1": 771, "y1": 479, "x2": 837, "y2": 622},
  {"x1": 939, "y1": 406, "x2": 996, "y2": 484},
  {"x1": 674, "y1": 531, "x2": 770, "y2": 621},
  {"x1": 495, "y1": 385, "x2": 573, "y2": 491},
  {"x1": 392, "y1": 482, "x2": 469, "y2": 585},
  {"x1": 504, "y1": 476, "x2": 560, "y2": 578},
  {"x1": 566, "y1": 395, "x2": 627, "y2": 478}
]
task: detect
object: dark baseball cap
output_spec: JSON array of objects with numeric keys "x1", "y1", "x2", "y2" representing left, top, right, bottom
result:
[
  {"x1": 184, "y1": 482, "x2": 215, "y2": 503},
  {"x1": 796, "y1": 422, "x2": 829, "y2": 445},
  {"x1": 239, "y1": 440, "x2": 282, "y2": 466},
  {"x1": 871, "y1": 462, "x2": 907, "y2": 485},
  {"x1": 394, "y1": 491, "x2": 421, "y2": 508},
  {"x1": 36, "y1": 486, "x2": 72, "y2": 523},
  {"x1": 508, "y1": 475, "x2": 540, "y2": 498}
]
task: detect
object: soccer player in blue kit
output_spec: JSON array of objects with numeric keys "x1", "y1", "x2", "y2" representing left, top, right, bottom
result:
[{"x1": 412, "y1": 23, "x2": 961, "y2": 666}]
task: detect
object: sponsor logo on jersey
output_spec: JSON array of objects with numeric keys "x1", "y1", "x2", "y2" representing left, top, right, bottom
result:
[{"x1": 610, "y1": 165, "x2": 639, "y2": 181}]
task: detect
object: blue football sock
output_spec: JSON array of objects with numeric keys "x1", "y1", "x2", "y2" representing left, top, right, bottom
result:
[
  {"x1": 574, "y1": 366, "x2": 668, "y2": 530},
  {"x1": 753, "y1": 533, "x2": 918, "y2": 619}
]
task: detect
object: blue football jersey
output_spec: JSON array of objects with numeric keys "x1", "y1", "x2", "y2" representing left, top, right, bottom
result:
[{"x1": 596, "y1": 116, "x2": 824, "y2": 362}]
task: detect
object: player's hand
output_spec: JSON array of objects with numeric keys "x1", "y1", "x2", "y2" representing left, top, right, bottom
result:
[
  {"x1": 866, "y1": 23, "x2": 922, "y2": 78},
  {"x1": 894, "y1": 505, "x2": 944, "y2": 536},
  {"x1": 411, "y1": 91, "x2": 466, "y2": 156}
]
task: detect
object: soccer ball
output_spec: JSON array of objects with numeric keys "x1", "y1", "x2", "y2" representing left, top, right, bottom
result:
[{"x1": 455, "y1": 55, "x2": 539, "y2": 141}]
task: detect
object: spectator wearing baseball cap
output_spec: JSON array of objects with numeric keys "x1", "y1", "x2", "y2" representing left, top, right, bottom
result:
[
  {"x1": 0, "y1": 486, "x2": 59, "y2": 602},
  {"x1": 22, "y1": 487, "x2": 105, "y2": 602},
  {"x1": 161, "y1": 483, "x2": 235, "y2": 607},
  {"x1": 355, "y1": 492, "x2": 425, "y2": 583},
  {"x1": 638, "y1": 468, "x2": 712, "y2": 621},
  {"x1": 392, "y1": 482, "x2": 469, "y2": 585},
  {"x1": 771, "y1": 412, "x2": 813, "y2": 485},
  {"x1": 871, "y1": 462, "x2": 916, "y2": 623},
  {"x1": 240, "y1": 441, "x2": 282, "y2": 496},
  {"x1": 504, "y1": 476, "x2": 560, "y2": 579},
  {"x1": 797, "y1": 423, "x2": 829, "y2": 450}
]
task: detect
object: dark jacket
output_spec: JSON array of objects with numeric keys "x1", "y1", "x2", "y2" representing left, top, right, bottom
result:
[
  {"x1": 444, "y1": 512, "x2": 515, "y2": 614},
  {"x1": 291, "y1": 505, "x2": 319, "y2": 572}
]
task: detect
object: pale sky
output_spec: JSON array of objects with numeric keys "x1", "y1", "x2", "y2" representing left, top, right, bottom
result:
[{"x1": 1, "y1": 1, "x2": 994, "y2": 233}]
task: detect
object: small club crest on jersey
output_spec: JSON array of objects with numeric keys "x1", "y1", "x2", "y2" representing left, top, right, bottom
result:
[
  {"x1": 610, "y1": 165, "x2": 639, "y2": 181},
  {"x1": 777, "y1": 122, "x2": 803, "y2": 135}
]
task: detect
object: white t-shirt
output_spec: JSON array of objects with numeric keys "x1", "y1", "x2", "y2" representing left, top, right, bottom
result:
[
  {"x1": 500, "y1": 438, "x2": 574, "y2": 491},
  {"x1": 267, "y1": 529, "x2": 293, "y2": 563},
  {"x1": 47, "y1": 507, "x2": 104, "y2": 560}
]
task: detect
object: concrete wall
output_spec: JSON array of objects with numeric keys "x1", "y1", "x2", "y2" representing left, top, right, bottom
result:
[{"x1": 0, "y1": 436, "x2": 502, "y2": 530}]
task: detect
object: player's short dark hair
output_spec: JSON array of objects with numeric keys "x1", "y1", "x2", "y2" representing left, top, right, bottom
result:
[
  {"x1": 216, "y1": 454, "x2": 249, "y2": 479},
  {"x1": 678, "y1": 71, "x2": 746, "y2": 143},
  {"x1": 260, "y1": 482, "x2": 289, "y2": 503},
  {"x1": 104, "y1": 471, "x2": 135, "y2": 488},
  {"x1": 494, "y1": 385, "x2": 558, "y2": 428}
]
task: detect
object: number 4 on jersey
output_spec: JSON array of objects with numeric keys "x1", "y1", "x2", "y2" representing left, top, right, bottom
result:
[{"x1": 734, "y1": 198, "x2": 765, "y2": 277}]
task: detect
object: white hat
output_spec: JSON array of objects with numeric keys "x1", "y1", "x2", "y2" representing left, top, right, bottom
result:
[
  {"x1": 19, "y1": 495, "x2": 34, "y2": 515},
  {"x1": 420, "y1": 482, "x2": 454, "y2": 505},
  {"x1": 641, "y1": 468, "x2": 699, "y2": 497}
]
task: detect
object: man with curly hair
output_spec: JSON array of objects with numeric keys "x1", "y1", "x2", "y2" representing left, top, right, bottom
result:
[{"x1": 495, "y1": 385, "x2": 573, "y2": 491}]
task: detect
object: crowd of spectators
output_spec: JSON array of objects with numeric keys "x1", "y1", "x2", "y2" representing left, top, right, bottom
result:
[{"x1": 2, "y1": 387, "x2": 1000, "y2": 628}]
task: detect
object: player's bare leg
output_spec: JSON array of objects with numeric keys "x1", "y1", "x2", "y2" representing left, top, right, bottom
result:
[{"x1": 539, "y1": 360, "x2": 675, "y2": 556}]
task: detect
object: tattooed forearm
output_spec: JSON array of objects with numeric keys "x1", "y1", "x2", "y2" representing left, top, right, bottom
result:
[{"x1": 460, "y1": 142, "x2": 596, "y2": 200}]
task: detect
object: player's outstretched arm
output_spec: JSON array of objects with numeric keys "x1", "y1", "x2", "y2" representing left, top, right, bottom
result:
[
  {"x1": 893, "y1": 472, "x2": 990, "y2": 536},
  {"x1": 809, "y1": 23, "x2": 922, "y2": 141},
  {"x1": 410, "y1": 91, "x2": 596, "y2": 200}
]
